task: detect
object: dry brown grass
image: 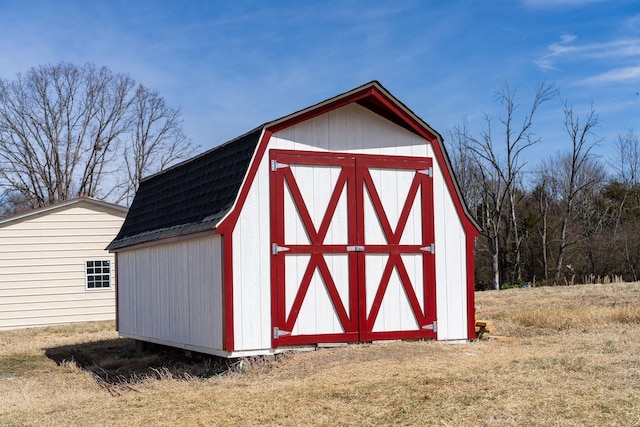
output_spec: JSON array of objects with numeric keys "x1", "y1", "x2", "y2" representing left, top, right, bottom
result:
[{"x1": 1, "y1": 282, "x2": 639, "y2": 426}]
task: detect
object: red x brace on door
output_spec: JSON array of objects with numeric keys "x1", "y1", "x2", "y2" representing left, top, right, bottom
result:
[{"x1": 270, "y1": 150, "x2": 436, "y2": 346}]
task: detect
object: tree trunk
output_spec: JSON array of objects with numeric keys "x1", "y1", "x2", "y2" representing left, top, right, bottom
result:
[
  {"x1": 554, "y1": 209, "x2": 570, "y2": 285},
  {"x1": 509, "y1": 193, "x2": 522, "y2": 281},
  {"x1": 541, "y1": 207, "x2": 549, "y2": 280},
  {"x1": 490, "y1": 235, "x2": 501, "y2": 290}
]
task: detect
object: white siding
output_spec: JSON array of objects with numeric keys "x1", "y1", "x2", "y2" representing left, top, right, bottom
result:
[
  {"x1": 364, "y1": 167, "x2": 425, "y2": 333},
  {"x1": 232, "y1": 103, "x2": 470, "y2": 350},
  {"x1": 279, "y1": 162, "x2": 351, "y2": 338},
  {"x1": 272, "y1": 103, "x2": 430, "y2": 157},
  {"x1": 0, "y1": 203, "x2": 125, "y2": 330},
  {"x1": 432, "y1": 158, "x2": 469, "y2": 340},
  {"x1": 233, "y1": 148, "x2": 272, "y2": 351},
  {"x1": 117, "y1": 234, "x2": 224, "y2": 353}
]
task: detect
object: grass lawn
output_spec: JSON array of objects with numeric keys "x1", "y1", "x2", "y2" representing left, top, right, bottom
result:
[{"x1": 0, "y1": 282, "x2": 639, "y2": 426}]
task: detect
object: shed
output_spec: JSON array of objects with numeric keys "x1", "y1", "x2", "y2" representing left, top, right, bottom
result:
[
  {"x1": 0, "y1": 197, "x2": 128, "y2": 330},
  {"x1": 108, "y1": 81, "x2": 480, "y2": 357}
]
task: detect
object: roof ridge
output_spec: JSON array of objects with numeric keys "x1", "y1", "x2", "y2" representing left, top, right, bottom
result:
[{"x1": 0, "y1": 196, "x2": 128, "y2": 225}]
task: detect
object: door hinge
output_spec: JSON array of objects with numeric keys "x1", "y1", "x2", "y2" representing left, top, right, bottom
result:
[
  {"x1": 346, "y1": 245, "x2": 365, "y2": 252},
  {"x1": 271, "y1": 160, "x2": 288, "y2": 171},
  {"x1": 421, "y1": 243, "x2": 435, "y2": 254},
  {"x1": 272, "y1": 243, "x2": 290, "y2": 255},
  {"x1": 418, "y1": 167, "x2": 433, "y2": 178},
  {"x1": 273, "y1": 327, "x2": 291, "y2": 339},
  {"x1": 422, "y1": 321, "x2": 437, "y2": 332}
]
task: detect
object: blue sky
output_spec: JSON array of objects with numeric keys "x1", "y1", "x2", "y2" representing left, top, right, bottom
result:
[{"x1": 1, "y1": 0, "x2": 639, "y2": 173}]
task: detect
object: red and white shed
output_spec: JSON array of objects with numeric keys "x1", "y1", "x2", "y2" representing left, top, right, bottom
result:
[{"x1": 108, "y1": 81, "x2": 480, "y2": 357}]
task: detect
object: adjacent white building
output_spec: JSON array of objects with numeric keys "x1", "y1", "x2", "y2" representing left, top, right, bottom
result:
[{"x1": 0, "y1": 197, "x2": 128, "y2": 330}]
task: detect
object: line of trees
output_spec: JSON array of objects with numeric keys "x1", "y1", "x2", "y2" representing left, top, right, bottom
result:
[
  {"x1": 0, "y1": 62, "x2": 198, "y2": 215},
  {"x1": 448, "y1": 82, "x2": 640, "y2": 289},
  {"x1": 2, "y1": 64, "x2": 636, "y2": 288}
]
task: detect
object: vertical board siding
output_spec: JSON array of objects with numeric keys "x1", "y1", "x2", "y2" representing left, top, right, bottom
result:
[
  {"x1": 279, "y1": 158, "x2": 352, "y2": 338},
  {"x1": 118, "y1": 235, "x2": 224, "y2": 351},
  {"x1": 231, "y1": 103, "x2": 468, "y2": 351},
  {"x1": 233, "y1": 149, "x2": 273, "y2": 351},
  {"x1": 0, "y1": 203, "x2": 125, "y2": 330},
  {"x1": 432, "y1": 159, "x2": 468, "y2": 340}
]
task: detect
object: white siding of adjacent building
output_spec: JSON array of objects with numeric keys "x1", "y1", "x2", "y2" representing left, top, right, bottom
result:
[
  {"x1": 117, "y1": 234, "x2": 225, "y2": 355},
  {"x1": 230, "y1": 103, "x2": 470, "y2": 351},
  {"x1": 0, "y1": 202, "x2": 126, "y2": 330}
]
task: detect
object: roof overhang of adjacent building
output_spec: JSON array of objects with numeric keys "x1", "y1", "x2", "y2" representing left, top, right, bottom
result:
[{"x1": 0, "y1": 196, "x2": 128, "y2": 228}]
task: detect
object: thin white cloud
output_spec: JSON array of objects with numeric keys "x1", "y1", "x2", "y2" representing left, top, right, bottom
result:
[
  {"x1": 536, "y1": 34, "x2": 640, "y2": 70},
  {"x1": 626, "y1": 14, "x2": 640, "y2": 31},
  {"x1": 580, "y1": 66, "x2": 640, "y2": 84},
  {"x1": 523, "y1": 0, "x2": 606, "y2": 7}
]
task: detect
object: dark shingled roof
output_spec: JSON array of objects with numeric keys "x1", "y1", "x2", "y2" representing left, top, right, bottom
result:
[{"x1": 107, "y1": 127, "x2": 262, "y2": 250}]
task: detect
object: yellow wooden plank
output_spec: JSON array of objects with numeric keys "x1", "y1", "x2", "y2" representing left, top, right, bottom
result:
[{"x1": 475, "y1": 320, "x2": 493, "y2": 327}]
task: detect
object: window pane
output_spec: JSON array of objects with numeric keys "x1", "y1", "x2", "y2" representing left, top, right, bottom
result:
[{"x1": 86, "y1": 259, "x2": 111, "y2": 290}]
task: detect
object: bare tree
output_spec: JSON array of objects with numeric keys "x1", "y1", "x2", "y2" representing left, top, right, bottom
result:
[
  {"x1": 466, "y1": 81, "x2": 555, "y2": 289},
  {"x1": 445, "y1": 120, "x2": 482, "y2": 211},
  {"x1": 0, "y1": 63, "x2": 133, "y2": 206},
  {"x1": 118, "y1": 85, "x2": 195, "y2": 204},
  {"x1": 614, "y1": 129, "x2": 640, "y2": 186},
  {"x1": 605, "y1": 129, "x2": 640, "y2": 279},
  {"x1": 531, "y1": 170, "x2": 555, "y2": 281},
  {"x1": 609, "y1": 129, "x2": 640, "y2": 233},
  {"x1": 551, "y1": 101, "x2": 602, "y2": 284},
  {"x1": 0, "y1": 62, "x2": 196, "y2": 210}
]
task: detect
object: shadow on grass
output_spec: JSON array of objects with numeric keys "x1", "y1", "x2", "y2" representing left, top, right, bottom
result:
[{"x1": 45, "y1": 338, "x2": 242, "y2": 388}]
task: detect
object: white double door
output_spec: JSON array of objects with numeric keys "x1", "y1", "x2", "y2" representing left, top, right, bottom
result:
[{"x1": 270, "y1": 150, "x2": 436, "y2": 346}]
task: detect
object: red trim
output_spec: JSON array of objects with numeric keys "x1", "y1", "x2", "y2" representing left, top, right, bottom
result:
[
  {"x1": 348, "y1": 162, "x2": 360, "y2": 345},
  {"x1": 278, "y1": 332, "x2": 360, "y2": 346},
  {"x1": 360, "y1": 329, "x2": 434, "y2": 341},
  {"x1": 271, "y1": 152, "x2": 358, "y2": 347},
  {"x1": 217, "y1": 130, "x2": 273, "y2": 352},
  {"x1": 271, "y1": 150, "x2": 436, "y2": 345},
  {"x1": 222, "y1": 232, "x2": 234, "y2": 351},
  {"x1": 466, "y1": 234, "x2": 477, "y2": 340},
  {"x1": 267, "y1": 88, "x2": 376, "y2": 133},
  {"x1": 280, "y1": 165, "x2": 350, "y2": 244},
  {"x1": 370, "y1": 88, "x2": 480, "y2": 237},
  {"x1": 218, "y1": 130, "x2": 273, "y2": 234},
  {"x1": 423, "y1": 158, "x2": 437, "y2": 340},
  {"x1": 269, "y1": 154, "x2": 281, "y2": 350},
  {"x1": 114, "y1": 253, "x2": 119, "y2": 331},
  {"x1": 282, "y1": 254, "x2": 352, "y2": 332},
  {"x1": 217, "y1": 84, "x2": 480, "y2": 350},
  {"x1": 217, "y1": 84, "x2": 479, "y2": 251},
  {"x1": 356, "y1": 156, "x2": 436, "y2": 341}
]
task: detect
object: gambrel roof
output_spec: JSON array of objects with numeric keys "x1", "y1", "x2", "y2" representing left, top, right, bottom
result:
[
  {"x1": 108, "y1": 81, "x2": 480, "y2": 251},
  {"x1": 107, "y1": 127, "x2": 262, "y2": 250}
]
